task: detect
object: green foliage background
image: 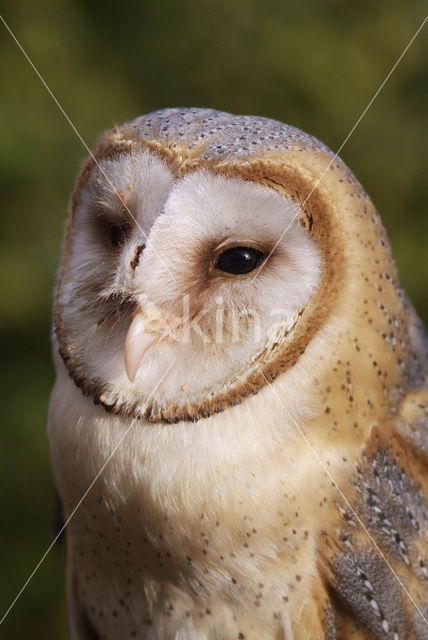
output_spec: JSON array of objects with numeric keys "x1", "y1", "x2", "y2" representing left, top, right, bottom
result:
[{"x1": 0, "y1": 1, "x2": 426, "y2": 637}]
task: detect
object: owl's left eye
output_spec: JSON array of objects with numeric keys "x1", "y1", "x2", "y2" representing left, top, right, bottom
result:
[
  {"x1": 109, "y1": 223, "x2": 131, "y2": 249},
  {"x1": 215, "y1": 246, "x2": 265, "y2": 275}
]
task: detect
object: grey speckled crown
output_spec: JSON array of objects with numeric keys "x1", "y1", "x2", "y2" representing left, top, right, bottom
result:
[{"x1": 124, "y1": 107, "x2": 331, "y2": 162}]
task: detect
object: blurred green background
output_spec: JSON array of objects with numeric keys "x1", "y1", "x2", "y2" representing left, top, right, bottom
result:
[{"x1": 0, "y1": 1, "x2": 427, "y2": 637}]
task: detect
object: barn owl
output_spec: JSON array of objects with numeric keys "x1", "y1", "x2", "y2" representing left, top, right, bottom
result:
[{"x1": 48, "y1": 108, "x2": 428, "y2": 640}]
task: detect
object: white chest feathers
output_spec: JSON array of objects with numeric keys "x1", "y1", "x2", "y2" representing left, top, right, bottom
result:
[{"x1": 48, "y1": 360, "x2": 347, "y2": 640}]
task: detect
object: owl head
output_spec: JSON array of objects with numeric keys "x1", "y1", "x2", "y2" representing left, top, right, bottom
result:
[{"x1": 55, "y1": 108, "x2": 410, "y2": 422}]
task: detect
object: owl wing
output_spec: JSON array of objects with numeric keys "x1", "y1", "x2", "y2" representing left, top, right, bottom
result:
[{"x1": 319, "y1": 388, "x2": 428, "y2": 640}]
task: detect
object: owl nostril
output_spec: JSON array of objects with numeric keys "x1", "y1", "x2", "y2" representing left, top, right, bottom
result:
[{"x1": 130, "y1": 244, "x2": 145, "y2": 270}]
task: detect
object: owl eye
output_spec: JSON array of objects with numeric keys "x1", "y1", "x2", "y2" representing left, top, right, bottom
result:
[
  {"x1": 215, "y1": 246, "x2": 265, "y2": 275},
  {"x1": 109, "y1": 223, "x2": 131, "y2": 249}
]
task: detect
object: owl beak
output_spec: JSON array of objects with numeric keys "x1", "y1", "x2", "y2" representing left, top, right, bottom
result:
[{"x1": 124, "y1": 311, "x2": 163, "y2": 383}]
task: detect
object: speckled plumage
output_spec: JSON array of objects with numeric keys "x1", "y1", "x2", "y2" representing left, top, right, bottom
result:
[{"x1": 48, "y1": 108, "x2": 428, "y2": 639}]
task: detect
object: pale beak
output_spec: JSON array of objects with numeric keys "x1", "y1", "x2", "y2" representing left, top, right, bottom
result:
[{"x1": 124, "y1": 311, "x2": 163, "y2": 383}]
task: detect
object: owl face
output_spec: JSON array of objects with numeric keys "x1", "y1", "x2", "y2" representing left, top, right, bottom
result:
[{"x1": 56, "y1": 146, "x2": 320, "y2": 420}]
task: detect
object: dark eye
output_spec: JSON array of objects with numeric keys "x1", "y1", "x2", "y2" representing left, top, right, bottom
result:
[
  {"x1": 109, "y1": 223, "x2": 131, "y2": 249},
  {"x1": 215, "y1": 246, "x2": 265, "y2": 275}
]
